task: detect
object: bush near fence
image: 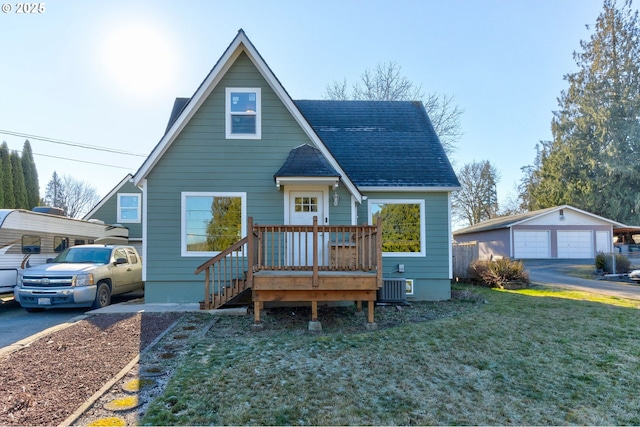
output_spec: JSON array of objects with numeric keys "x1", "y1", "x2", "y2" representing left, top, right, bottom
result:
[{"x1": 596, "y1": 252, "x2": 631, "y2": 274}]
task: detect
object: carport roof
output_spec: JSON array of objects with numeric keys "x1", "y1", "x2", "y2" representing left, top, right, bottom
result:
[{"x1": 453, "y1": 205, "x2": 626, "y2": 236}]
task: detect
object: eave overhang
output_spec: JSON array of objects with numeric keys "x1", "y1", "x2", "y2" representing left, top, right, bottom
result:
[{"x1": 275, "y1": 176, "x2": 340, "y2": 189}]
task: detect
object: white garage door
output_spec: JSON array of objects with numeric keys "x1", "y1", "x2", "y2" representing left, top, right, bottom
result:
[
  {"x1": 514, "y1": 231, "x2": 550, "y2": 258},
  {"x1": 557, "y1": 231, "x2": 593, "y2": 258}
]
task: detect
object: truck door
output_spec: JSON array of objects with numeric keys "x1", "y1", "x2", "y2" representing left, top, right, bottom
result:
[{"x1": 112, "y1": 248, "x2": 134, "y2": 290}]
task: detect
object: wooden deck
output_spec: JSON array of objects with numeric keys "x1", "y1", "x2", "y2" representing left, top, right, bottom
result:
[{"x1": 195, "y1": 216, "x2": 382, "y2": 327}]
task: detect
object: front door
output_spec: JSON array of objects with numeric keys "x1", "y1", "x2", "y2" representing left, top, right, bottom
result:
[{"x1": 288, "y1": 190, "x2": 327, "y2": 266}]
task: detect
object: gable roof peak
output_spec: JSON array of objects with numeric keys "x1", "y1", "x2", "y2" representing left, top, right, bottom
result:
[{"x1": 134, "y1": 30, "x2": 361, "y2": 201}]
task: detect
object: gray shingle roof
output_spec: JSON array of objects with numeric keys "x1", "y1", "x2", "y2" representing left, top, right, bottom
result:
[
  {"x1": 274, "y1": 144, "x2": 341, "y2": 178},
  {"x1": 453, "y1": 206, "x2": 560, "y2": 235},
  {"x1": 294, "y1": 100, "x2": 460, "y2": 188},
  {"x1": 163, "y1": 97, "x2": 459, "y2": 190},
  {"x1": 165, "y1": 97, "x2": 190, "y2": 133},
  {"x1": 453, "y1": 204, "x2": 627, "y2": 236}
]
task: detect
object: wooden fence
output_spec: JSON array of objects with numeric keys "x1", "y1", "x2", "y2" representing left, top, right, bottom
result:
[{"x1": 452, "y1": 241, "x2": 479, "y2": 281}]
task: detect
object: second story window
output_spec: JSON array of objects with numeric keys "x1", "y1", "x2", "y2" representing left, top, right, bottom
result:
[{"x1": 226, "y1": 88, "x2": 261, "y2": 139}]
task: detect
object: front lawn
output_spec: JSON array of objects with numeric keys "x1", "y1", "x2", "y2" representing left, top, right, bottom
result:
[{"x1": 142, "y1": 285, "x2": 640, "y2": 425}]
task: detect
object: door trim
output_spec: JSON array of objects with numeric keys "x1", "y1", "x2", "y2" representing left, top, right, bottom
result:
[{"x1": 283, "y1": 185, "x2": 330, "y2": 225}]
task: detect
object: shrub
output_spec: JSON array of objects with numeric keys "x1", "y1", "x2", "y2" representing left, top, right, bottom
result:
[
  {"x1": 468, "y1": 258, "x2": 529, "y2": 289},
  {"x1": 595, "y1": 252, "x2": 631, "y2": 274},
  {"x1": 595, "y1": 252, "x2": 607, "y2": 271}
]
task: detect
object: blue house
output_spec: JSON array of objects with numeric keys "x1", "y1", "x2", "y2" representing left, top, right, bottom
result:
[
  {"x1": 84, "y1": 173, "x2": 143, "y2": 253},
  {"x1": 133, "y1": 30, "x2": 459, "y2": 311}
]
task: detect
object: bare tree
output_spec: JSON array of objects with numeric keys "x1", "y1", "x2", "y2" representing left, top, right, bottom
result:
[
  {"x1": 324, "y1": 61, "x2": 463, "y2": 155},
  {"x1": 352, "y1": 62, "x2": 424, "y2": 101},
  {"x1": 452, "y1": 160, "x2": 500, "y2": 226},
  {"x1": 44, "y1": 172, "x2": 100, "y2": 218}
]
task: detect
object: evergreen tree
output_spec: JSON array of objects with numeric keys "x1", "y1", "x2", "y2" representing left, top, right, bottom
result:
[
  {"x1": 373, "y1": 203, "x2": 422, "y2": 253},
  {"x1": 10, "y1": 151, "x2": 28, "y2": 209},
  {"x1": 0, "y1": 142, "x2": 15, "y2": 208},
  {"x1": 21, "y1": 140, "x2": 39, "y2": 209},
  {"x1": 206, "y1": 197, "x2": 242, "y2": 251},
  {"x1": 530, "y1": 0, "x2": 640, "y2": 223},
  {"x1": 44, "y1": 171, "x2": 66, "y2": 212}
]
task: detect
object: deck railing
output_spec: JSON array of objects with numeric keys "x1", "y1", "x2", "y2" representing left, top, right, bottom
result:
[{"x1": 195, "y1": 216, "x2": 382, "y2": 309}]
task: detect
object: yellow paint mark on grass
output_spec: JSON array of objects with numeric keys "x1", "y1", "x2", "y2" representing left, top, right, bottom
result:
[
  {"x1": 104, "y1": 396, "x2": 141, "y2": 412},
  {"x1": 87, "y1": 416, "x2": 126, "y2": 426}
]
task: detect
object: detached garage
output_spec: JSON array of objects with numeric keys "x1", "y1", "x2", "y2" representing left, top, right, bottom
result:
[{"x1": 453, "y1": 205, "x2": 625, "y2": 260}]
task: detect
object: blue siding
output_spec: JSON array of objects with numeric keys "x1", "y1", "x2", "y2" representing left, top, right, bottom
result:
[
  {"x1": 87, "y1": 180, "x2": 143, "y2": 241},
  {"x1": 144, "y1": 52, "x2": 324, "y2": 303},
  {"x1": 358, "y1": 191, "x2": 451, "y2": 301}
]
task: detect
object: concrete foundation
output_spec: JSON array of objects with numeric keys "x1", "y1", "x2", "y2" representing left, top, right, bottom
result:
[
  {"x1": 308, "y1": 321, "x2": 322, "y2": 331},
  {"x1": 365, "y1": 322, "x2": 378, "y2": 331}
]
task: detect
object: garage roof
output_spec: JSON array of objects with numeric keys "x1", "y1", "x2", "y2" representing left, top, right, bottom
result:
[{"x1": 453, "y1": 205, "x2": 626, "y2": 236}]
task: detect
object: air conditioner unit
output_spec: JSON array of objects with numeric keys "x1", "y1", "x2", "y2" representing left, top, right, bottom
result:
[{"x1": 378, "y1": 278, "x2": 407, "y2": 303}]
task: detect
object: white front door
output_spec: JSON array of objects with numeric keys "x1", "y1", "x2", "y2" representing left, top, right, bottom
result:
[{"x1": 288, "y1": 190, "x2": 326, "y2": 266}]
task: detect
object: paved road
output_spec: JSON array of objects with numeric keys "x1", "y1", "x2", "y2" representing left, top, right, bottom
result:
[
  {"x1": 0, "y1": 290, "x2": 144, "y2": 349},
  {"x1": 524, "y1": 259, "x2": 640, "y2": 301}
]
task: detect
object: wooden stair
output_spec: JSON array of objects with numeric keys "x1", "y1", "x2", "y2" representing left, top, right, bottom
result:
[{"x1": 199, "y1": 277, "x2": 251, "y2": 310}]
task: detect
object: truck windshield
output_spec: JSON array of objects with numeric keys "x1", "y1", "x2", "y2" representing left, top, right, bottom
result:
[{"x1": 53, "y1": 247, "x2": 111, "y2": 264}]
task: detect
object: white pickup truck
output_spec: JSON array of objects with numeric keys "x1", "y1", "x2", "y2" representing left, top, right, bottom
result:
[{"x1": 14, "y1": 244, "x2": 144, "y2": 312}]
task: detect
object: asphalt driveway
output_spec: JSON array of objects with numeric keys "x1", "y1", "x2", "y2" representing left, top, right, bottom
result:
[{"x1": 524, "y1": 259, "x2": 640, "y2": 301}]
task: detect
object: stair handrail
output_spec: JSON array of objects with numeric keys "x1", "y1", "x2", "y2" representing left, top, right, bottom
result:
[{"x1": 194, "y1": 236, "x2": 249, "y2": 275}]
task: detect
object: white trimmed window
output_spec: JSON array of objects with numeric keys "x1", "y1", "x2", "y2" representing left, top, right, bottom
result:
[
  {"x1": 181, "y1": 192, "x2": 247, "y2": 257},
  {"x1": 369, "y1": 199, "x2": 425, "y2": 257},
  {"x1": 117, "y1": 193, "x2": 141, "y2": 223},
  {"x1": 225, "y1": 88, "x2": 261, "y2": 139}
]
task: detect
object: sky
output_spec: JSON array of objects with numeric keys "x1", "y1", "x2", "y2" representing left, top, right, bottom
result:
[{"x1": 0, "y1": 0, "x2": 608, "y2": 216}]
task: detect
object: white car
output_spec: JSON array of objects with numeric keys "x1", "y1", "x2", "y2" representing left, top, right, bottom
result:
[{"x1": 628, "y1": 269, "x2": 640, "y2": 282}]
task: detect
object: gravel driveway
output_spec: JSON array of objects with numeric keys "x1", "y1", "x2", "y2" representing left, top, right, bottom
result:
[
  {"x1": 524, "y1": 259, "x2": 640, "y2": 301},
  {"x1": 0, "y1": 312, "x2": 182, "y2": 426}
]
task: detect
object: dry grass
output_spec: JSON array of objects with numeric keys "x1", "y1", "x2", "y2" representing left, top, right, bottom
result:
[{"x1": 142, "y1": 285, "x2": 640, "y2": 426}]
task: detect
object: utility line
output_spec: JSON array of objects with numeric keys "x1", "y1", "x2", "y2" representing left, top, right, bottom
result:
[
  {"x1": 32, "y1": 152, "x2": 137, "y2": 170},
  {"x1": 0, "y1": 129, "x2": 147, "y2": 157}
]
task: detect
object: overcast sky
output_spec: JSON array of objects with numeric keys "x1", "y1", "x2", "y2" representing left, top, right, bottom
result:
[{"x1": 0, "y1": 0, "x2": 606, "y2": 211}]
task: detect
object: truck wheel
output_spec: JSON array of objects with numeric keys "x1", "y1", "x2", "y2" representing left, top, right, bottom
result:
[{"x1": 92, "y1": 282, "x2": 111, "y2": 309}]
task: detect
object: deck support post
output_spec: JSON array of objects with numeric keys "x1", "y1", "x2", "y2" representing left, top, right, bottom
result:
[
  {"x1": 251, "y1": 301, "x2": 265, "y2": 331},
  {"x1": 253, "y1": 301, "x2": 261, "y2": 324},
  {"x1": 367, "y1": 300, "x2": 375, "y2": 323},
  {"x1": 354, "y1": 300, "x2": 365, "y2": 317},
  {"x1": 204, "y1": 268, "x2": 211, "y2": 310},
  {"x1": 309, "y1": 301, "x2": 322, "y2": 331},
  {"x1": 366, "y1": 301, "x2": 378, "y2": 330}
]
